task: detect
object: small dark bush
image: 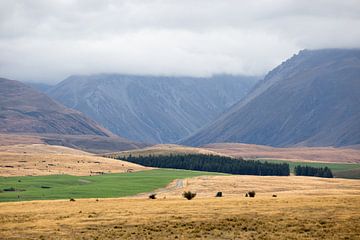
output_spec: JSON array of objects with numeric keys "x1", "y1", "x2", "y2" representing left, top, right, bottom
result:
[
  {"x1": 3, "y1": 187, "x2": 16, "y2": 192},
  {"x1": 245, "y1": 193, "x2": 248, "y2": 197},
  {"x1": 272, "y1": 194, "x2": 277, "y2": 197},
  {"x1": 183, "y1": 191, "x2": 196, "y2": 200},
  {"x1": 215, "y1": 192, "x2": 223, "y2": 197},
  {"x1": 41, "y1": 186, "x2": 51, "y2": 189},
  {"x1": 70, "y1": 198, "x2": 76, "y2": 202},
  {"x1": 149, "y1": 193, "x2": 157, "y2": 199},
  {"x1": 248, "y1": 191, "x2": 256, "y2": 198}
]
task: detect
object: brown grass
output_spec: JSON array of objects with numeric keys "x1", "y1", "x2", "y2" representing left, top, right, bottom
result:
[
  {"x1": 107, "y1": 144, "x2": 228, "y2": 158},
  {"x1": 204, "y1": 143, "x2": 360, "y2": 163},
  {"x1": 148, "y1": 175, "x2": 360, "y2": 199},
  {"x1": 0, "y1": 144, "x2": 149, "y2": 176},
  {"x1": 0, "y1": 194, "x2": 359, "y2": 239}
]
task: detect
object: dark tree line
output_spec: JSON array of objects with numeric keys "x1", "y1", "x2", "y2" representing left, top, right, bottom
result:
[
  {"x1": 119, "y1": 154, "x2": 290, "y2": 176},
  {"x1": 294, "y1": 165, "x2": 333, "y2": 178}
]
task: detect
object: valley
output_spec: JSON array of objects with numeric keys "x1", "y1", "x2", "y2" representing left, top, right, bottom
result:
[{"x1": 1, "y1": 49, "x2": 359, "y2": 239}]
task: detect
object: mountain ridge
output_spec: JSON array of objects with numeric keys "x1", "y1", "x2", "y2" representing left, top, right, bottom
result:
[
  {"x1": 0, "y1": 78, "x2": 145, "y2": 153},
  {"x1": 181, "y1": 48, "x2": 360, "y2": 147},
  {"x1": 47, "y1": 74, "x2": 258, "y2": 143}
]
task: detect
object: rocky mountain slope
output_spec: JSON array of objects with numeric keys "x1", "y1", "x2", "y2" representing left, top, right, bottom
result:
[
  {"x1": 182, "y1": 49, "x2": 360, "y2": 147},
  {"x1": 0, "y1": 78, "x2": 144, "y2": 152},
  {"x1": 47, "y1": 74, "x2": 257, "y2": 143}
]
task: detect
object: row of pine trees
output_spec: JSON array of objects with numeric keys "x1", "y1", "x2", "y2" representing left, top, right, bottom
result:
[
  {"x1": 121, "y1": 154, "x2": 290, "y2": 176},
  {"x1": 294, "y1": 165, "x2": 333, "y2": 178}
]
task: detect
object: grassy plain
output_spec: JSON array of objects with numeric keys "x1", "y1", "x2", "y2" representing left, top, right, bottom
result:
[
  {"x1": 0, "y1": 190, "x2": 359, "y2": 239},
  {"x1": 0, "y1": 169, "x2": 222, "y2": 202}
]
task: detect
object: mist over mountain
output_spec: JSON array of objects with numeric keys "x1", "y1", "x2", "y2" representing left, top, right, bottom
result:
[
  {"x1": 47, "y1": 74, "x2": 258, "y2": 143},
  {"x1": 182, "y1": 49, "x2": 360, "y2": 147},
  {"x1": 25, "y1": 82, "x2": 54, "y2": 93}
]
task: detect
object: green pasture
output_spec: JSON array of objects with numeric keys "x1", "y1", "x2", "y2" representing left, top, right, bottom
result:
[{"x1": 0, "y1": 169, "x2": 222, "y2": 202}]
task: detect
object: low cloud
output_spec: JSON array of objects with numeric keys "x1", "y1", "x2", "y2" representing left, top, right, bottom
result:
[{"x1": 1, "y1": 0, "x2": 359, "y2": 83}]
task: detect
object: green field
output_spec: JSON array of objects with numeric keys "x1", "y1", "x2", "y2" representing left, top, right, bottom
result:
[
  {"x1": 259, "y1": 159, "x2": 360, "y2": 178},
  {"x1": 0, "y1": 169, "x2": 223, "y2": 202}
]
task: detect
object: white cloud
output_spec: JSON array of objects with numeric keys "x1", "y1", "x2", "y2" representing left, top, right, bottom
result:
[{"x1": 0, "y1": 0, "x2": 359, "y2": 82}]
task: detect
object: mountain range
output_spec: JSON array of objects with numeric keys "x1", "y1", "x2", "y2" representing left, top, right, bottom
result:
[
  {"x1": 0, "y1": 78, "x2": 145, "y2": 152},
  {"x1": 46, "y1": 74, "x2": 257, "y2": 143},
  {"x1": 182, "y1": 49, "x2": 360, "y2": 147}
]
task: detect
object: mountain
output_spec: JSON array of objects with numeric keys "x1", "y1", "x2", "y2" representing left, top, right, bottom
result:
[
  {"x1": 47, "y1": 74, "x2": 257, "y2": 143},
  {"x1": 25, "y1": 82, "x2": 54, "y2": 92},
  {"x1": 0, "y1": 78, "x2": 145, "y2": 152},
  {"x1": 182, "y1": 49, "x2": 360, "y2": 147}
]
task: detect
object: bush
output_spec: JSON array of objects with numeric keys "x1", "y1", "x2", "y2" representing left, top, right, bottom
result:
[
  {"x1": 149, "y1": 193, "x2": 157, "y2": 199},
  {"x1": 248, "y1": 191, "x2": 256, "y2": 198},
  {"x1": 183, "y1": 191, "x2": 196, "y2": 200},
  {"x1": 215, "y1": 192, "x2": 223, "y2": 197},
  {"x1": 272, "y1": 194, "x2": 277, "y2": 197},
  {"x1": 3, "y1": 187, "x2": 16, "y2": 192},
  {"x1": 70, "y1": 198, "x2": 76, "y2": 202}
]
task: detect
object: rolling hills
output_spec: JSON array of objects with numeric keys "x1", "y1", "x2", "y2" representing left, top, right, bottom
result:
[
  {"x1": 0, "y1": 144, "x2": 148, "y2": 176},
  {"x1": 182, "y1": 49, "x2": 360, "y2": 147},
  {"x1": 46, "y1": 74, "x2": 257, "y2": 143}
]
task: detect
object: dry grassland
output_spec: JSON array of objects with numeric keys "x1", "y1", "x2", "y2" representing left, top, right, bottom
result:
[
  {"x1": 0, "y1": 195, "x2": 359, "y2": 239},
  {"x1": 204, "y1": 143, "x2": 360, "y2": 163},
  {"x1": 149, "y1": 175, "x2": 360, "y2": 198},
  {"x1": 107, "y1": 144, "x2": 228, "y2": 158},
  {"x1": 1, "y1": 175, "x2": 359, "y2": 239},
  {"x1": 0, "y1": 144, "x2": 148, "y2": 176}
]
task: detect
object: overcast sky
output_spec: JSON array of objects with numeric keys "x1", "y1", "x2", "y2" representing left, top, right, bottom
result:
[{"x1": 1, "y1": 0, "x2": 360, "y2": 83}]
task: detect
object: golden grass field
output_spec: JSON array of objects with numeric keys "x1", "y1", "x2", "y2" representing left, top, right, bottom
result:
[
  {"x1": 0, "y1": 144, "x2": 149, "y2": 176},
  {"x1": 147, "y1": 175, "x2": 360, "y2": 198},
  {"x1": 1, "y1": 175, "x2": 359, "y2": 239},
  {"x1": 204, "y1": 143, "x2": 360, "y2": 163},
  {"x1": 1, "y1": 143, "x2": 360, "y2": 239}
]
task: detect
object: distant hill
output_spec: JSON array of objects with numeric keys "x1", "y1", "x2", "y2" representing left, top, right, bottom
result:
[
  {"x1": 182, "y1": 49, "x2": 360, "y2": 147},
  {"x1": 0, "y1": 78, "x2": 145, "y2": 152},
  {"x1": 47, "y1": 74, "x2": 257, "y2": 143}
]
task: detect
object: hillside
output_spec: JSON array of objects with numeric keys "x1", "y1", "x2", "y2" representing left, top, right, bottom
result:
[
  {"x1": 182, "y1": 49, "x2": 360, "y2": 147},
  {"x1": 47, "y1": 74, "x2": 257, "y2": 143},
  {"x1": 105, "y1": 144, "x2": 228, "y2": 159},
  {"x1": 0, "y1": 78, "x2": 144, "y2": 152},
  {"x1": 203, "y1": 143, "x2": 360, "y2": 163},
  {"x1": 0, "y1": 144, "x2": 149, "y2": 176}
]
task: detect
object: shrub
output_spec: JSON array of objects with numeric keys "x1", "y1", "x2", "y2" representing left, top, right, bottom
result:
[
  {"x1": 245, "y1": 193, "x2": 248, "y2": 197},
  {"x1": 3, "y1": 187, "x2": 16, "y2": 192},
  {"x1": 70, "y1": 198, "x2": 76, "y2": 202},
  {"x1": 183, "y1": 191, "x2": 196, "y2": 200},
  {"x1": 149, "y1": 193, "x2": 157, "y2": 199},
  {"x1": 272, "y1": 194, "x2": 277, "y2": 197},
  {"x1": 215, "y1": 192, "x2": 223, "y2": 197},
  {"x1": 248, "y1": 191, "x2": 256, "y2": 198}
]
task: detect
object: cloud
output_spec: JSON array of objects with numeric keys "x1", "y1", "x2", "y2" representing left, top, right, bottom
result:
[{"x1": 0, "y1": 0, "x2": 359, "y2": 82}]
